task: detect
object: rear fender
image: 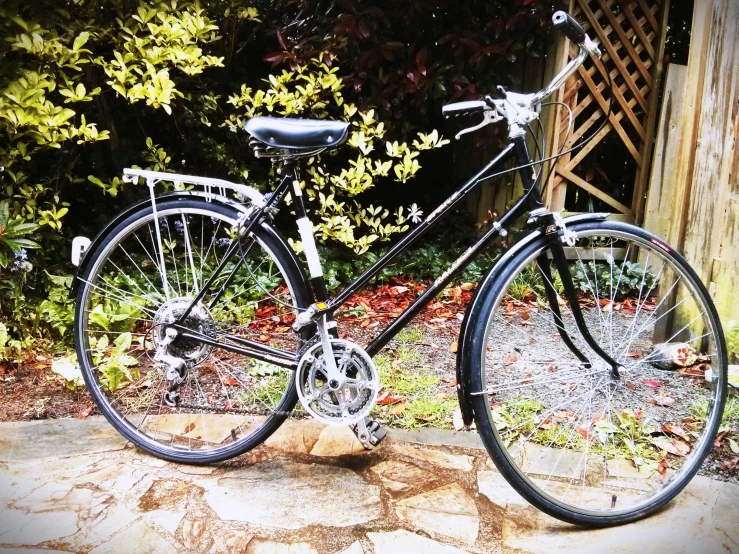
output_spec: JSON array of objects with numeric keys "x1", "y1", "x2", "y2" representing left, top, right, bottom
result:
[
  {"x1": 69, "y1": 191, "x2": 258, "y2": 298},
  {"x1": 455, "y1": 212, "x2": 609, "y2": 426}
]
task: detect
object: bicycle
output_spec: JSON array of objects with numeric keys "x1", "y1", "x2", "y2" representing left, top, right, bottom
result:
[{"x1": 71, "y1": 12, "x2": 727, "y2": 527}]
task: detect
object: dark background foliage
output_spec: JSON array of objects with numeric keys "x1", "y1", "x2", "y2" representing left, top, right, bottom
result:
[{"x1": 0, "y1": 0, "x2": 560, "y2": 351}]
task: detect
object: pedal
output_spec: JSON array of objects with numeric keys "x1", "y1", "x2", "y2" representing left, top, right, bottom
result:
[
  {"x1": 351, "y1": 417, "x2": 387, "y2": 450},
  {"x1": 163, "y1": 389, "x2": 180, "y2": 407}
]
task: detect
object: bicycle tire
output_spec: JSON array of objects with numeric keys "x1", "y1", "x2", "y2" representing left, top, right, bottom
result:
[
  {"x1": 467, "y1": 220, "x2": 727, "y2": 526},
  {"x1": 74, "y1": 197, "x2": 312, "y2": 464}
]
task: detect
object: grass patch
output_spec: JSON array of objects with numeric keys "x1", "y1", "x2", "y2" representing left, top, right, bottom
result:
[
  {"x1": 396, "y1": 326, "x2": 425, "y2": 344},
  {"x1": 727, "y1": 321, "x2": 739, "y2": 363},
  {"x1": 690, "y1": 395, "x2": 739, "y2": 428},
  {"x1": 725, "y1": 396, "x2": 739, "y2": 427},
  {"x1": 373, "y1": 352, "x2": 456, "y2": 429},
  {"x1": 396, "y1": 396, "x2": 457, "y2": 429}
]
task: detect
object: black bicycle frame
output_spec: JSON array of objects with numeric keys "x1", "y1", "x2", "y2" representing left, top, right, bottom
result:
[{"x1": 171, "y1": 132, "x2": 621, "y2": 374}]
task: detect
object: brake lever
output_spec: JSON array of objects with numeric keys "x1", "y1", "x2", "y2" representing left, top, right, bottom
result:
[{"x1": 455, "y1": 109, "x2": 502, "y2": 140}]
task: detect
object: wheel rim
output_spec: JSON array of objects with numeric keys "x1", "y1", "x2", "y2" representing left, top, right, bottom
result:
[
  {"x1": 77, "y1": 205, "x2": 301, "y2": 456},
  {"x1": 480, "y1": 226, "x2": 725, "y2": 517}
]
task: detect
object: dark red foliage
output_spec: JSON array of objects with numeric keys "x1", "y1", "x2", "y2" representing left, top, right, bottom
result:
[{"x1": 266, "y1": 0, "x2": 554, "y2": 142}]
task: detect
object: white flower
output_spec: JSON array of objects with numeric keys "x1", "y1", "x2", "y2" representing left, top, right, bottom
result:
[{"x1": 408, "y1": 203, "x2": 423, "y2": 224}]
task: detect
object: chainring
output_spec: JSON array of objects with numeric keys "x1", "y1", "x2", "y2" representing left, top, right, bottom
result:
[{"x1": 296, "y1": 338, "x2": 379, "y2": 425}]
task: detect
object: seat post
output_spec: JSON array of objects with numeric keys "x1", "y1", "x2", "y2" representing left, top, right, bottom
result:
[{"x1": 284, "y1": 163, "x2": 332, "y2": 304}]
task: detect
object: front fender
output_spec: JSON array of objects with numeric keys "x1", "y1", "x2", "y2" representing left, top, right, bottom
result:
[
  {"x1": 69, "y1": 191, "x2": 254, "y2": 298},
  {"x1": 455, "y1": 212, "x2": 609, "y2": 426}
]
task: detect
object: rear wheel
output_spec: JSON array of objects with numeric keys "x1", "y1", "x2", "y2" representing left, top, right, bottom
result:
[
  {"x1": 469, "y1": 221, "x2": 727, "y2": 526},
  {"x1": 74, "y1": 198, "x2": 311, "y2": 463}
]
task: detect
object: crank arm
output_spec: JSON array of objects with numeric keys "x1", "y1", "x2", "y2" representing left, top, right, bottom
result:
[
  {"x1": 316, "y1": 314, "x2": 344, "y2": 387},
  {"x1": 352, "y1": 417, "x2": 387, "y2": 450}
]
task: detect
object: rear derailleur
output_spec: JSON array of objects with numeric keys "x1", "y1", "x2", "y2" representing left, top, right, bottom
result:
[{"x1": 155, "y1": 328, "x2": 187, "y2": 408}]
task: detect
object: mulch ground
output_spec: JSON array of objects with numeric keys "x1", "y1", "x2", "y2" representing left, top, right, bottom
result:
[{"x1": 0, "y1": 278, "x2": 472, "y2": 422}]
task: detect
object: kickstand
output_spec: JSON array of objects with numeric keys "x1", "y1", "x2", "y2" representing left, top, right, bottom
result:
[{"x1": 351, "y1": 417, "x2": 387, "y2": 450}]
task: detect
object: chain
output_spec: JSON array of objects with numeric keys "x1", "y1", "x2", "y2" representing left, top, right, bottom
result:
[{"x1": 176, "y1": 402, "x2": 305, "y2": 418}]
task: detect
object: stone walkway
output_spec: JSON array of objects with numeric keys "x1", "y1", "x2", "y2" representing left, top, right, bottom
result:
[{"x1": 0, "y1": 417, "x2": 737, "y2": 554}]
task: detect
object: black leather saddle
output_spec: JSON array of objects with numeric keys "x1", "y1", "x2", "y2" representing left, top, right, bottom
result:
[{"x1": 243, "y1": 117, "x2": 350, "y2": 152}]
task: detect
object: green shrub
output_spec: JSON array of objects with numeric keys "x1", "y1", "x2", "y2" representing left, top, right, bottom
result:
[
  {"x1": 727, "y1": 321, "x2": 739, "y2": 364},
  {"x1": 0, "y1": 0, "x2": 551, "y2": 354}
]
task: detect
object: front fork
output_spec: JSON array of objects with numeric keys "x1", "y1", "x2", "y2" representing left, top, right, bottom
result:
[{"x1": 533, "y1": 211, "x2": 623, "y2": 378}]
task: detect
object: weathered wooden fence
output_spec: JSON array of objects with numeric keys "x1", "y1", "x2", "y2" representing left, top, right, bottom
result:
[
  {"x1": 642, "y1": 0, "x2": 739, "y2": 326},
  {"x1": 542, "y1": 0, "x2": 669, "y2": 222},
  {"x1": 467, "y1": 0, "x2": 738, "y2": 333}
]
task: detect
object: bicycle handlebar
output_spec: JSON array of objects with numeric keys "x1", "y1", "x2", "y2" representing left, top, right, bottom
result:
[
  {"x1": 552, "y1": 11, "x2": 586, "y2": 44},
  {"x1": 441, "y1": 100, "x2": 489, "y2": 118}
]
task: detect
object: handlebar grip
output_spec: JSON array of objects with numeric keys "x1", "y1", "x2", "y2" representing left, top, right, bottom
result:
[
  {"x1": 441, "y1": 100, "x2": 488, "y2": 118},
  {"x1": 552, "y1": 11, "x2": 586, "y2": 44}
]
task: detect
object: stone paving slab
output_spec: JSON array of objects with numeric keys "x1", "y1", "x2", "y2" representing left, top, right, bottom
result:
[
  {"x1": 0, "y1": 418, "x2": 737, "y2": 554},
  {"x1": 0, "y1": 417, "x2": 127, "y2": 462}
]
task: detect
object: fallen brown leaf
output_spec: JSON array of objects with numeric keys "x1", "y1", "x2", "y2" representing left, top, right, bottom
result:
[
  {"x1": 377, "y1": 393, "x2": 404, "y2": 405},
  {"x1": 652, "y1": 393, "x2": 675, "y2": 407},
  {"x1": 653, "y1": 437, "x2": 690, "y2": 456},
  {"x1": 575, "y1": 426, "x2": 598, "y2": 441},
  {"x1": 661, "y1": 423, "x2": 690, "y2": 441},
  {"x1": 391, "y1": 403, "x2": 406, "y2": 416}
]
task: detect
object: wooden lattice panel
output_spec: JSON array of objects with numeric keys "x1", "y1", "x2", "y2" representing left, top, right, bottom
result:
[{"x1": 545, "y1": 0, "x2": 668, "y2": 220}]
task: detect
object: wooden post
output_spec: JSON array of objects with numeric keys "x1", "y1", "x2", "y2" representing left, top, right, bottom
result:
[
  {"x1": 631, "y1": 0, "x2": 670, "y2": 224},
  {"x1": 542, "y1": 0, "x2": 574, "y2": 212},
  {"x1": 678, "y1": 0, "x2": 739, "y2": 296},
  {"x1": 649, "y1": 0, "x2": 739, "y2": 340},
  {"x1": 642, "y1": 64, "x2": 687, "y2": 240}
]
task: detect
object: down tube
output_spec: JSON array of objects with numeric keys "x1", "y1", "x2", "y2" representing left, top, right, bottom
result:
[{"x1": 365, "y1": 190, "x2": 531, "y2": 357}]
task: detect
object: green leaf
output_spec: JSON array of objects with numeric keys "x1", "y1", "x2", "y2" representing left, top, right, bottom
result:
[
  {"x1": 0, "y1": 201, "x2": 9, "y2": 226},
  {"x1": 113, "y1": 332, "x2": 132, "y2": 352},
  {"x1": 0, "y1": 251, "x2": 7, "y2": 269},
  {"x1": 90, "y1": 304, "x2": 110, "y2": 331},
  {"x1": 0, "y1": 322, "x2": 7, "y2": 350},
  {"x1": 7, "y1": 238, "x2": 40, "y2": 249},
  {"x1": 73, "y1": 32, "x2": 89, "y2": 52}
]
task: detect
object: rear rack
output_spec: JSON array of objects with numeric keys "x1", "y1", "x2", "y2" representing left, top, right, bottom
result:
[{"x1": 122, "y1": 168, "x2": 266, "y2": 208}]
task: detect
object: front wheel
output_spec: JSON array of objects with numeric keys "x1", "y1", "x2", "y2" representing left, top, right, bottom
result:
[
  {"x1": 74, "y1": 197, "x2": 311, "y2": 463},
  {"x1": 468, "y1": 221, "x2": 727, "y2": 526}
]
